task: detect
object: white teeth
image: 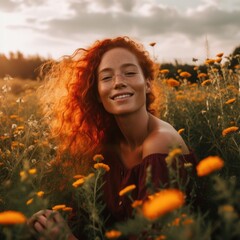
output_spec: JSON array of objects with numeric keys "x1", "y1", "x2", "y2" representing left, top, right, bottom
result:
[{"x1": 114, "y1": 94, "x2": 131, "y2": 100}]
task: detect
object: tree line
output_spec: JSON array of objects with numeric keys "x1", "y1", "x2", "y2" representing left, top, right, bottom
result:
[{"x1": 0, "y1": 46, "x2": 239, "y2": 81}]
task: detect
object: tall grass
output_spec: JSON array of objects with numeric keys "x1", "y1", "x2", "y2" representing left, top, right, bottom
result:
[{"x1": 0, "y1": 53, "x2": 239, "y2": 239}]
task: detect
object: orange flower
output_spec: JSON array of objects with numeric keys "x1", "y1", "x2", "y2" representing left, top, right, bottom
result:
[
  {"x1": 94, "y1": 163, "x2": 110, "y2": 172},
  {"x1": 196, "y1": 156, "x2": 224, "y2": 177},
  {"x1": 28, "y1": 168, "x2": 37, "y2": 175},
  {"x1": 73, "y1": 174, "x2": 84, "y2": 179},
  {"x1": 201, "y1": 79, "x2": 212, "y2": 86},
  {"x1": 52, "y1": 204, "x2": 66, "y2": 211},
  {"x1": 197, "y1": 73, "x2": 207, "y2": 78},
  {"x1": 159, "y1": 69, "x2": 169, "y2": 74},
  {"x1": 216, "y1": 52, "x2": 224, "y2": 57},
  {"x1": 205, "y1": 59, "x2": 215, "y2": 65},
  {"x1": 215, "y1": 57, "x2": 222, "y2": 63},
  {"x1": 166, "y1": 78, "x2": 180, "y2": 87},
  {"x1": 0, "y1": 211, "x2": 27, "y2": 225},
  {"x1": 119, "y1": 184, "x2": 136, "y2": 196},
  {"x1": 36, "y1": 191, "x2": 44, "y2": 197},
  {"x1": 72, "y1": 178, "x2": 85, "y2": 188},
  {"x1": 222, "y1": 126, "x2": 239, "y2": 137},
  {"x1": 26, "y1": 198, "x2": 33, "y2": 205},
  {"x1": 179, "y1": 71, "x2": 191, "y2": 78},
  {"x1": 225, "y1": 98, "x2": 236, "y2": 104},
  {"x1": 62, "y1": 207, "x2": 73, "y2": 212},
  {"x1": 155, "y1": 235, "x2": 166, "y2": 240},
  {"x1": 93, "y1": 154, "x2": 104, "y2": 162},
  {"x1": 177, "y1": 128, "x2": 185, "y2": 134},
  {"x1": 149, "y1": 42, "x2": 156, "y2": 47},
  {"x1": 142, "y1": 189, "x2": 185, "y2": 220},
  {"x1": 131, "y1": 200, "x2": 143, "y2": 208},
  {"x1": 105, "y1": 230, "x2": 122, "y2": 239}
]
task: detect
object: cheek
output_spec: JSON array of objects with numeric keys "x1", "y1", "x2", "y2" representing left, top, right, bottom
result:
[{"x1": 97, "y1": 83, "x2": 109, "y2": 102}]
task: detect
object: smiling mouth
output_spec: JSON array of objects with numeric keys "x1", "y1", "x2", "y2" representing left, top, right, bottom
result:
[{"x1": 111, "y1": 93, "x2": 133, "y2": 100}]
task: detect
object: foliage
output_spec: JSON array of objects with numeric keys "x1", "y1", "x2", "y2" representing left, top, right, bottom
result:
[{"x1": 0, "y1": 51, "x2": 239, "y2": 239}]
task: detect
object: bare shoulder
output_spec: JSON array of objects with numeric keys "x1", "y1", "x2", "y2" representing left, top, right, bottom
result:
[{"x1": 142, "y1": 117, "x2": 189, "y2": 158}]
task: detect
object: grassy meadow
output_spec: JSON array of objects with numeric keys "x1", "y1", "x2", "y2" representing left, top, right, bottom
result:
[{"x1": 0, "y1": 54, "x2": 239, "y2": 240}]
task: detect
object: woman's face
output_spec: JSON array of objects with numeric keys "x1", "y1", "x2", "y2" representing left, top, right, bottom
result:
[{"x1": 97, "y1": 47, "x2": 151, "y2": 115}]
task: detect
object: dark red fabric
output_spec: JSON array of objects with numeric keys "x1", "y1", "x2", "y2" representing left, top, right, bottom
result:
[{"x1": 103, "y1": 152, "x2": 197, "y2": 224}]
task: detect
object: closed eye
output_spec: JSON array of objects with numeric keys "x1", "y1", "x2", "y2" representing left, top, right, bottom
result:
[{"x1": 124, "y1": 72, "x2": 138, "y2": 77}]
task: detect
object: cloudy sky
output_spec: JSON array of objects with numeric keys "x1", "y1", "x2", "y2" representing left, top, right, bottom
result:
[{"x1": 0, "y1": 0, "x2": 239, "y2": 63}]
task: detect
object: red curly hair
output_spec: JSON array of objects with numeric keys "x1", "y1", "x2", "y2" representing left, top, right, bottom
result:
[{"x1": 39, "y1": 36, "x2": 157, "y2": 165}]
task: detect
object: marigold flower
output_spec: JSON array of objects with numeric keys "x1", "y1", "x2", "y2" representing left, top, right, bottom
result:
[
  {"x1": 193, "y1": 66, "x2": 198, "y2": 71},
  {"x1": 72, "y1": 178, "x2": 85, "y2": 188},
  {"x1": 234, "y1": 64, "x2": 240, "y2": 69},
  {"x1": 26, "y1": 198, "x2": 33, "y2": 205},
  {"x1": 225, "y1": 98, "x2": 236, "y2": 104},
  {"x1": 201, "y1": 79, "x2": 212, "y2": 86},
  {"x1": 222, "y1": 126, "x2": 239, "y2": 137},
  {"x1": 28, "y1": 168, "x2": 37, "y2": 175},
  {"x1": 205, "y1": 59, "x2": 215, "y2": 65},
  {"x1": 196, "y1": 156, "x2": 224, "y2": 177},
  {"x1": 179, "y1": 71, "x2": 191, "y2": 78},
  {"x1": 93, "y1": 154, "x2": 104, "y2": 162},
  {"x1": 105, "y1": 230, "x2": 122, "y2": 239},
  {"x1": 0, "y1": 211, "x2": 27, "y2": 225},
  {"x1": 62, "y1": 207, "x2": 73, "y2": 212},
  {"x1": 142, "y1": 189, "x2": 185, "y2": 220},
  {"x1": 52, "y1": 204, "x2": 66, "y2": 211},
  {"x1": 216, "y1": 52, "x2": 224, "y2": 57},
  {"x1": 166, "y1": 78, "x2": 180, "y2": 87},
  {"x1": 36, "y1": 191, "x2": 44, "y2": 197},
  {"x1": 215, "y1": 57, "x2": 222, "y2": 63},
  {"x1": 149, "y1": 42, "x2": 156, "y2": 47},
  {"x1": 197, "y1": 73, "x2": 207, "y2": 78},
  {"x1": 131, "y1": 200, "x2": 143, "y2": 208},
  {"x1": 119, "y1": 184, "x2": 136, "y2": 196},
  {"x1": 94, "y1": 163, "x2": 110, "y2": 172},
  {"x1": 159, "y1": 69, "x2": 169, "y2": 74},
  {"x1": 177, "y1": 128, "x2": 185, "y2": 134}
]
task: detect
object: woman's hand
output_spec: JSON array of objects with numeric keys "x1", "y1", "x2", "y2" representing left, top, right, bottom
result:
[{"x1": 27, "y1": 209, "x2": 77, "y2": 240}]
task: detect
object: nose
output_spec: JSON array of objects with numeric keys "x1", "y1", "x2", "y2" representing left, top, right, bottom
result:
[{"x1": 113, "y1": 74, "x2": 126, "y2": 89}]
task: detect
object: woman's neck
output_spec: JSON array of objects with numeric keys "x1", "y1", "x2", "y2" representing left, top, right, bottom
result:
[{"x1": 114, "y1": 109, "x2": 151, "y2": 149}]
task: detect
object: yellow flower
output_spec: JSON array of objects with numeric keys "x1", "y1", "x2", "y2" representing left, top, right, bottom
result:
[
  {"x1": 216, "y1": 52, "x2": 224, "y2": 57},
  {"x1": 205, "y1": 59, "x2": 215, "y2": 65},
  {"x1": 94, "y1": 163, "x2": 110, "y2": 172},
  {"x1": 105, "y1": 230, "x2": 122, "y2": 239},
  {"x1": 36, "y1": 191, "x2": 44, "y2": 197},
  {"x1": 93, "y1": 154, "x2": 104, "y2": 162},
  {"x1": 119, "y1": 184, "x2": 136, "y2": 197},
  {"x1": 196, "y1": 156, "x2": 224, "y2": 177},
  {"x1": 177, "y1": 128, "x2": 185, "y2": 134},
  {"x1": 62, "y1": 207, "x2": 73, "y2": 212},
  {"x1": 72, "y1": 178, "x2": 85, "y2": 188},
  {"x1": 73, "y1": 174, "x2": 85, "y2": 179},
  {"x1": 159, "y1": 69, "x2": 169, "y2": 74},
  {"x1": 26, "y1": 198, "x2": 33, "y2": 205},
  {"x1": 28, "y1": 168, "x2": 37, "y2": 175},
  {"x1": 222, "y1": 126, "x2": 239, "y2": 137},
  {"x1": 201, "y1": 79, "x2": 212, "y2": 86},
  {"x1": 20, "y1": 171, "x2": 27, "y2": 181},
  {"x1": 131, "y1": 200, "x2": 143, "y2": 208},
  {"x1": 225, "y1": 98, "x2": 236, "y2": 104},
  {"x1": 179, "y1": 71, "x2": 191, "y2": 78},
  {"x1": 165, "y1": 148, "x2": 182, "y2": 165},
  {"x1": 149, "y1": 42, "x2": 156, "y2": 47},
  {"x1": 52, "y1": 204, "x2": 66, "y2": 211},
  {"x1": 166, "y1": 78, "x2": 180, "y2": 87},
  {"x1": 0, "y1": 211, "x2": 27, "y2": 225},
  {"x1": 198, "y1": 73, "x2": 207, "y2": 78},
  {"x1": 142, "y1": 189, "x2": 185, "y2": 220}
]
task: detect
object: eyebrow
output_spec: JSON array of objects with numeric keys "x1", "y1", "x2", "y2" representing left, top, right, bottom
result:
[{"x1": 98, "y1": 63, "x2": 138, "y2": 75}]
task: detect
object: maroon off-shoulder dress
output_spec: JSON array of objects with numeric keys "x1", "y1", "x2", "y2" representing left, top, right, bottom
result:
[{"x1": 103, "y1": 152, "x2": 197, "y2": 224}]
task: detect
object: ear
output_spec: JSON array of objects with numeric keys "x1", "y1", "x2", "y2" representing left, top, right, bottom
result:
[{"x1": 145, "y1": 79, "x2": 151, "y2": 93}]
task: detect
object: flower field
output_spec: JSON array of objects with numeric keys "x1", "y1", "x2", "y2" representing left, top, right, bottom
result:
[{"x1": 0, "y1": 53, "x2": 239, "y2": 239}]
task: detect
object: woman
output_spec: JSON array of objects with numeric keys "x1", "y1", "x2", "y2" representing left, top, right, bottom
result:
[{"x1": 28, "y1": 36, "x2": 196, "y2": 239}]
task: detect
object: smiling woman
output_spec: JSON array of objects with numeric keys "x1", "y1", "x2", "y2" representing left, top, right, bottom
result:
[{"x1": 28, "y1": 36, "x2": 196, "y2": 240}]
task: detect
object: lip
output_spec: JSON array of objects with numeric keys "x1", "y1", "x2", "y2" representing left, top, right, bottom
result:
[{"x1": 110, "y1": 92, "x2": 134, "y2": 100}]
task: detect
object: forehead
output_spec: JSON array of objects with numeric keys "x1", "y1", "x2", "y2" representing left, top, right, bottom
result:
[{"x1": 98, "y1": 47, "x2": 140, "y2": 71}]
